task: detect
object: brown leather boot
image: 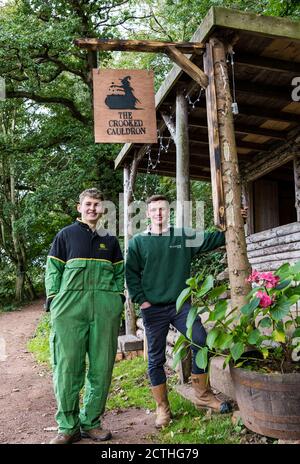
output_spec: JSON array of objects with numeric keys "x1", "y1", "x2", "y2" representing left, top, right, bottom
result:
[
  {"x1": 191, "y1": 373, "x2": 232, "y2": 414},
  {"x1": 49, "y1": 429, "x2": 81, "y2": 444},
  {"x1": 81, "y1": 427, "x2": 112, "y2": 441},
  {"x1": 151, "y1": 383, "x2": 171, "y2": 428}
]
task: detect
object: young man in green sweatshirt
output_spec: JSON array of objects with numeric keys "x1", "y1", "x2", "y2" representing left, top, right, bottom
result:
[{"x1": 125, "y1": 194, "x2": 232, "y2": 428}]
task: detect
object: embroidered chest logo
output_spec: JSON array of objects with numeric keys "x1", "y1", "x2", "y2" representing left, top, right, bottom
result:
[{"x1": 99, "y1": 243, "x2": 108, "y2": 250}]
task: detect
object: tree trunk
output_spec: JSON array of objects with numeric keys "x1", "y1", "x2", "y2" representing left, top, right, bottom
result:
[
  {"x1": 9, "y1": 144, "x2": 27, "y2": 302},
  {"x1": 15, "y1": 264, "x2": 25, "y2": 302},
  {"x1": 176, "y1": 89, "x2": 191, "y2": 228},
  {"x1": 123, "y1": 164, "x2": 137, "y2": 335},
  {"x1": 25, "y1": 273, "x2": 37, "y2": 300},
  {"x1": 208, "y1": 38, "x2": 251, "y2": 309}
]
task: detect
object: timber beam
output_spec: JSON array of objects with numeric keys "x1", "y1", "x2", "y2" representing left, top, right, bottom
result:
[
  {"x1": 185, "y1": 118, "x2": 287, "y2": 140},
  {"x1": 166, "y1": 46, "x2": 208, "y2": 88},
  {"x1": 74, "y1": 38, "x2": 205, "y2": 55},
  {"x1": 75, "y1": 38, "x2": 209, "y2": 89},
  {"x1": 158, "y1": 113, "x2": 287, "y2": 141},
  {"x1": 235, "y1": 80, "x2": 293, "y2": 101},
  {"x1": 235, "y1": 53, "x2": 300, "y2": 75}
]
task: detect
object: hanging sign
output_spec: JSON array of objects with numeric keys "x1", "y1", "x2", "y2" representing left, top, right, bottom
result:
[{"x1": 93, "y1": 69, "x2": 157, "y2": 143}]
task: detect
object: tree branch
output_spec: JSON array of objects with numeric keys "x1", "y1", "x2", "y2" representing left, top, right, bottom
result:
[
  {"x1": 6, "y1": 90, "x2": 89, "y2": 125},
  {"x1": 150, "y1": 10, "x2": 174, "y2": 42},
  {"x1": 43, "y1": 55, "x2": 88, "y2": 83}
]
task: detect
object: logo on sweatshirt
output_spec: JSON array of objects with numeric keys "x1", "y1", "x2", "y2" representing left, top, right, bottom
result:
[
  {"x1": 99, "y1": 243, "x2": 108, "y2": 250},
  {"x1": 169, "y1": 245, "x2": 181, "y2": 249}
]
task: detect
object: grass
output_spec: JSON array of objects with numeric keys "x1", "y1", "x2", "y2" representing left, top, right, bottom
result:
[
  {"x1": 0, "y1": 302, "x2": 21, "y2": 313},
  {"x1": 27, "y1": 313, "x2": 51, "y2": 366},
  {"x1": 107, "y1": 357, "x2": 241, "y2": 444},
  {"x1": 28, "y1": 316, "x2": 242, "y2": 444}
]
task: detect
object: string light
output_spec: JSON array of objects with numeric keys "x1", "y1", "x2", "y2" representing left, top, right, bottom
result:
[
  {"x1": 185, "y1": 88, "x2": 203, "y2": 109},
  {"x1": 227, "y1": 49, "x2": 239, "y2": 115},
  {"x1": 127, "y1": 85, "x2": 205, "y2": 201}
]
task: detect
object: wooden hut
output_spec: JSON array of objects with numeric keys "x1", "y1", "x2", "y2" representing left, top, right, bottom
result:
[
  {"x1": 76, "y1": 6, "x2": 300, "y2": 392},
  {"x1": 114, "y1": 7, "x2": 300, "y2": 274}
]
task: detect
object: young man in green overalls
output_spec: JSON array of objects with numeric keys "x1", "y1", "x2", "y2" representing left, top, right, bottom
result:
[
  {"x1": 45, "y1": 188, "x2": 124, "y2": 444},
  {"x1": 126, "y1": 195, "x2": 234, "y2": 428}
]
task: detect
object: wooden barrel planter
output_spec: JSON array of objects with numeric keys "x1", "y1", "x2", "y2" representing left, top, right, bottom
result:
[{"x1": 230, "y1": 365, "x2": 300, "y2": 439}]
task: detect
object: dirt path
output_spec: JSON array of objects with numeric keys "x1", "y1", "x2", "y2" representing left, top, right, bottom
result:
[{"x1": 0, "y1": 300, "x2": 158, "y2": 444}]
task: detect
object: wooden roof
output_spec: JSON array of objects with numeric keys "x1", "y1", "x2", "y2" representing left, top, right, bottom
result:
[{"x1": 114, "y1": 7, "x2": 300, "y2": 181}]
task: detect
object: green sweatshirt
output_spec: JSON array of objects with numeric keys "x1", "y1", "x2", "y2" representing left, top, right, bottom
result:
[{"x1": 125, "y1": 227, "x2": 225, "y2": 305}]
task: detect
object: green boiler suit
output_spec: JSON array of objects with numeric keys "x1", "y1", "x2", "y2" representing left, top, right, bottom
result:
[{"x1": 45, "y1": 219, "x2": 124, "y2": 434}]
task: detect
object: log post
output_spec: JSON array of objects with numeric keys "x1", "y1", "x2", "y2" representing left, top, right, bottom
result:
[
  {"x1": 87, "y1": 50, "x2": 98, "y2": 88},
  {"x1": 123, "y1": 165, "x2": 130, "y2": 252},
  {"x1": 294, "y1": 156, "x2": 300, "y2": 222},
  {"x1": 176, "y1": 89, "x2": 191, "y2": 228},
  {"x1": 123, "y1": 164, "x2": 137, "y2": 335},
  {"x1": 175, "y1": 89, "x2": 192, "y2": 382},
  {"x1": 241, "y1": 181, "x2": 253, "y2": 236},
  {"x1": 205, "y1": 38, "x2": 251, "y2": 310},
  {"x1": 160, "y1": 112, "x2": 176, "y2": 141}
]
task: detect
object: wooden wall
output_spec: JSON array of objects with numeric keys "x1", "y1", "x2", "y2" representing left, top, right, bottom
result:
[{"x1": 246, "y1": 221, "x2": 300, "y2": 271}]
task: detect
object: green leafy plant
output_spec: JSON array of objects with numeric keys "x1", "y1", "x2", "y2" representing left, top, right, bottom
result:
[{"x1": 174, "y1": 261, "x2": 300, "y2": 374}]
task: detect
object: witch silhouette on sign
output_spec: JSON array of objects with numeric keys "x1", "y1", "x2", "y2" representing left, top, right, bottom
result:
[{"x1": 105, "y1": 75, "x2": 142, "y2": 110}]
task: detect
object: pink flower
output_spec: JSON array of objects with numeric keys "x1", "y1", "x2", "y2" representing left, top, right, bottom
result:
[
  {"x1": 247, "y1": 270, "x2": 261, "y2": 284},
  {"x1": 259, "y1": 272, "x2": 280, "y2": 289},
  {"x1": 247, "y1": 270, "x2": 280, "y2": 289},
  {"x1": 256, "y1": 290, "x2": 273, "y2": 308}
]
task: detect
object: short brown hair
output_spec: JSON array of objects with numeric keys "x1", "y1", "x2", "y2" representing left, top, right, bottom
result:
[
  {"x1": 79, "y1": 188, "x2": 104, "y2": 204},
  {"x1": 146, "y1": 194, "x2": 169, "y2": 205}
]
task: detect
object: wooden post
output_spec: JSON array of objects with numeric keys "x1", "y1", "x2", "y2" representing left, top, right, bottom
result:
[
  {"x1": 123, "y1": 164, "x2": 137, "y2": 336},
  {"x1": 160, "y1": 112, "x2": 176, "y2": 141},
  {"x1": 123, "y1": 165, "x2": 130, "y2": 252},
  {"x1": 176, "y1": 89, "x2": 190, "y2": 228},
  {"x1": 241, "y1": 182, "x2": 253, "y2": 237},
  {"x1": 175, "y1": 89, "x2": 192, "y2": 382},
  {"x1": 203, "y1": 44, "x2": 226, "y2": 230},
  {"x1": 205, "y1": 38, "x2": 251, "y2": 310},
  {"x1": 87, "y1": 50, "x2": 98, "y2": 93},
  {"x1": 178, "y1": 346, "x2": 192, "y2": 384},
  {"x1": 123, "y1": 151, "x2": 146, "y2": 335},
  {"x1": 294, "y1": 156, "x2": 300, "y2": 222}
]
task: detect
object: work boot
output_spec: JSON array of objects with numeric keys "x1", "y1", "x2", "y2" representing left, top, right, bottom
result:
[
  {"x1": 49, "y1": 429, "x2": 81, "y2": 444},
  {"x1": 151, "y1": 383, "x2": 171, "y2": 428},
  {"x1": 191, "y1": 373, "x2": 232, "y2": 414},
  {"x1": 81, "y1": 427, "x2": 112, "y2": 441}
]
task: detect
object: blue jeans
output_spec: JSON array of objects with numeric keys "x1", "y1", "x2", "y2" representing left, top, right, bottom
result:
[{"x1": 141, "y1": 302, "x2": 207, "y2": 386}]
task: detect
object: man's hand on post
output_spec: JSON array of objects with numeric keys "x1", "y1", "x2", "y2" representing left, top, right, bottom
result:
[
  {"x1": 241, "y1": 206, "x2": 248, "y2": 223},
  {"x1": 140, "y1": 301, "x2": 152, "y2": 310}
]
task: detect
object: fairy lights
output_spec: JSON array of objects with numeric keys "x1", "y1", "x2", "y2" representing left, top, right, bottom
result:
[
  {"x1": 128, "y1": 84, "x2": 205, "y2": 200},
  {"x1": 185, "y1": 88, "x2": 203, "y2": 109},
  {"x1": 227, "y1": 49, "x2": 239, "y2": 115}
]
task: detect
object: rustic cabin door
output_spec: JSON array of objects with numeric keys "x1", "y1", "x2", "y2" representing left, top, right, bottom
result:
[{"x1": 253, "y1": 179, "x2": 279, "y2": 233}]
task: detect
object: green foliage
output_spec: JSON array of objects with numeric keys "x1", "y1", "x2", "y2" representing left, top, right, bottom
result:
[
  {"x1": 191, "y1": 249, "x2": 226, "y2": 279},
  {"x1": 1, "y1": 0, "x2": 298, "y2": 308},
  {"x1": 0, "y1": 263, "x2": 16, "y2": 310},
  {"x1": 27, "y1": 313, "x2": 51, "y2": 365},
  {"x1": 174, "y1": 261, "x2": 300, "y2": 373},
  {"x1": 0, "y1": 1, "x2": 127, "y2": 306},
  {"x1": 28, "y1": 317, "x2": 243, "y2": 444},
  {"x1": 107, "y1": 357, "x2": 153, "y2": 410},
  {"x1": 107, "y1": 357, "x2": 241, "y2": 444}
]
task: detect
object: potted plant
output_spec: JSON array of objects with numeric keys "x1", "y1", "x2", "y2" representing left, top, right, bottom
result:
[{"x1": 174, "y1": 261, "x2": 300, "y2": 440}]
